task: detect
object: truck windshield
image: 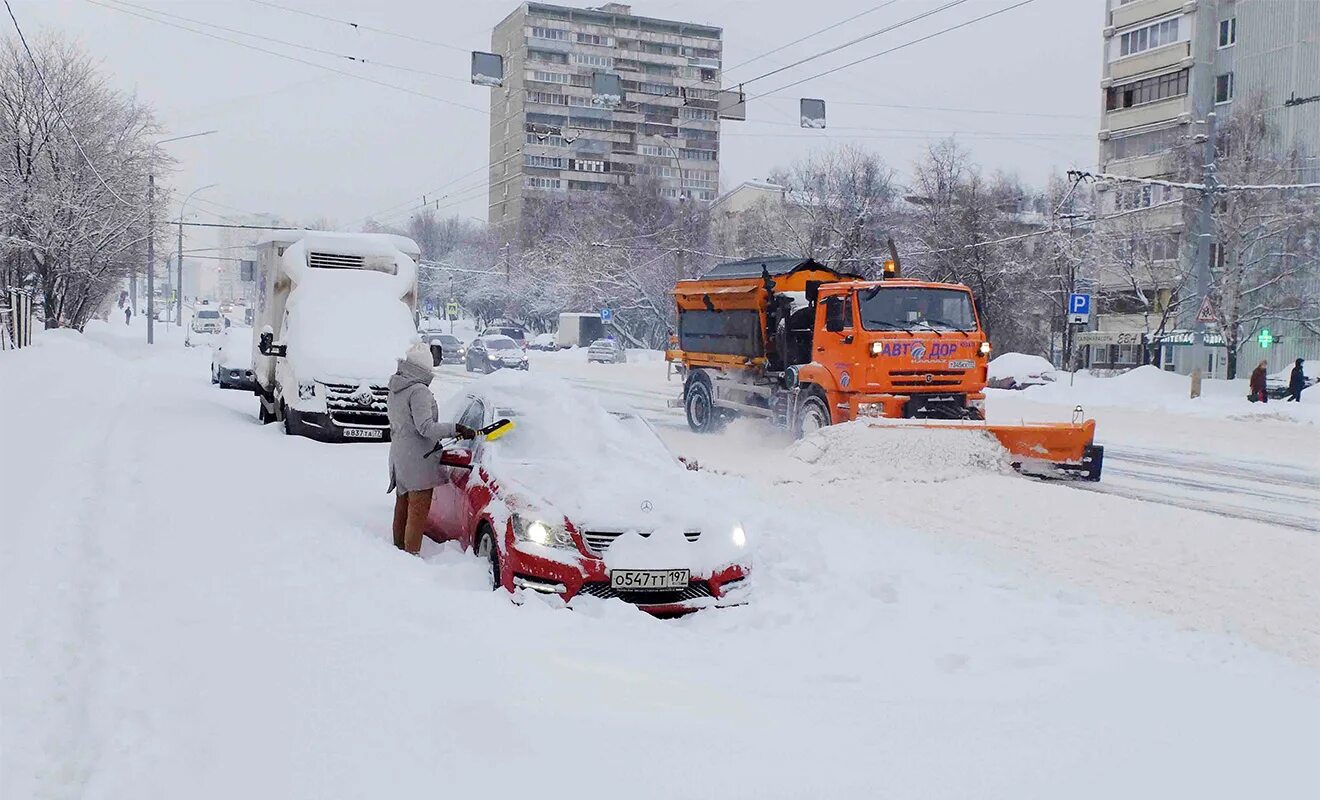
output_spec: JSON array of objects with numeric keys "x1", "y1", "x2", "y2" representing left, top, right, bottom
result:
[{"x1": 858, "y1": 287, "x2": 977, "y2": 332}]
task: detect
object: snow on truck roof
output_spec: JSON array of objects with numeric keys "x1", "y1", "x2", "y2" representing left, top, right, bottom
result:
[
  {"x1": 696, "y1": 256, "x2": 864, "y2": 281},
  {"x1": 255, "y1": 229, "x2": 420, "y2": 258}
]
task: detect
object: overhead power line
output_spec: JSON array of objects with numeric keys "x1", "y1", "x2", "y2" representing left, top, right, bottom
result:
[
  {"x1": 1068, "y1": 169, "x2": 1320, "y2": 192},
  {"x1": 723, "y1": 1, "x2": 898, "y2": 75},
  {"x1": 4, "y1": 0, "x2": 135, "y2": 207},
  {"x1": 246, "y1": 0, "x2": 468, "y2": 54},
  {"x1": 747, "y1": 0, "x2": 1037, "y2": 102},
  {"x1": 737, "y1": 0, "x2": 974, "y2": 87},
  {"x1": 83, "y1": 0, "x2": 486, "y2": 114},
  {"x1": 103, "y1": 0, "x2": 467, "y2": 84}
]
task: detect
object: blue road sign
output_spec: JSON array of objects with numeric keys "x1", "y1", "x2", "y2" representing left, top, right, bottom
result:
[
  {"x1": 600, "y1": 308, "x2": 614, "y2": 324},
  {"x1": 1067, "y1": 293, "x2": 1091, "y2": 324}
]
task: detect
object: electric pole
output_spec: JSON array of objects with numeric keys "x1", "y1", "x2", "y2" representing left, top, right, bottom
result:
[
  {"x1": 1189, "y1": 111, "x2": 1217, "y2": 394},
  {"x1": 146, "y1": 173, "x2": 155, "y2": 345}
]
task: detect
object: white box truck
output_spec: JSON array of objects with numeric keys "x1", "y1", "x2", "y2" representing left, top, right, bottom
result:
[
  {"x1": 253, "y1": 230, "x2": 421, "y2": 442},
  {"x1": 557, "y1": 312, "x2": 604, "y2": 349}
]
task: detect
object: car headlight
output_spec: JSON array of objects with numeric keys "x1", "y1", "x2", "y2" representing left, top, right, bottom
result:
[
  {"x1": 513, "y1": 514, "x2": 574, "y2": 549},
  {"x1": 298, "y1": 381, "x2": 315, "y2": 400},
  {"x1": 488, "y1": 352, "x2": 500, "y2": 360},
  {"x1": 731, "y1": 523, "x2": 747, "y2": 548},
  {"x1": 979, "y1": 341, "x2": 992, "y2": 356}
]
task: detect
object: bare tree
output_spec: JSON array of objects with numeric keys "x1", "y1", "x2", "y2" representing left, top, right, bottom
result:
[
  {"x1": 1175, "y1": 94, "x2": 1320, "y2": 377},
  {"x1": 0, "y1": 33, "x2": 168, "y2": 329}
]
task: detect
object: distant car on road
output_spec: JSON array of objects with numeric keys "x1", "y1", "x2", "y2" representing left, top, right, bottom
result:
[
  {"x1": 587, "y1": 338, "x2": 627, "y2": 364},
  {"x1": 426, "y1": 333, "x2": 466, "y2": 364},
  {"x1": 481, "y1": 324, "x2": 527, "y2": 349},
  {"x1": 465, "y1": 335, "x2": 529, "y2": 372},
  {"x1": 186, "y1": 308, "x2": 223, "y2": 347},
  {"x1": 529, "y1": 332, "x2": 559, "y2": 351},
  {"x1": 211, "y1": 327, "x2": 256, "y2": 390},
  {"x1": 426, "y1": 371, "x2": 751, "y2": 614}
]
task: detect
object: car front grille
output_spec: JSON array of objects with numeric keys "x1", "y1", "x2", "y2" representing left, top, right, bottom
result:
[
  {"x1": 321, "y1": 382, "x2": 389, "y2": 427},
  {"x1": 581, "y1": 529, "x2": 701, "y2": 556},
  {"x1": 577, "y1": 581, "x2": 712, "y2": 605}
]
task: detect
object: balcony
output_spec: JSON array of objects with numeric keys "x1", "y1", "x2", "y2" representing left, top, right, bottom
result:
[
  {"x1": 1110, "y1": 0, "x2": 1190, "y2": 30},
  {"x1": 1109, "y1": 41, "x2": 1190, "y2": 81},
  {"x1": 1104, "y1": 95, "x2": 1189, "y2": 131}
]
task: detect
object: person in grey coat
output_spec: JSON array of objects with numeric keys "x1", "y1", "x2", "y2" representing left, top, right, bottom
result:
[{"x1": 387, "y1": 343, "x2": 474, "y2": 554}]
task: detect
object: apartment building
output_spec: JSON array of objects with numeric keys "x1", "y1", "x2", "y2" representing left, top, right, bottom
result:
[
  {"x1": 487, "y1": 2, "x2": 723, "y2": 233},
  {"x1": 1095, "y1": 0, "x2": 1319, "y2": 374}
]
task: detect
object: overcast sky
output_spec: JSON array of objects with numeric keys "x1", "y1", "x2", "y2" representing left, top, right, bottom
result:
[{"x1": 18, "y1": 0, "x2": 1106, "y2": 229}]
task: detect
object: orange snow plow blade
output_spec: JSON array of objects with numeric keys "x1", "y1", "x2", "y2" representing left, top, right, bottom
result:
[{"x1": 869, "y1": 418, "x2": 1105, "y2": 481}]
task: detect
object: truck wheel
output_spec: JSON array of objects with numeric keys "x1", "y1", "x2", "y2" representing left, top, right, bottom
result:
[
  {"x1": 795, "y1": 393, "x2": 831, "y2": 439},
  {"x1": 685, "y1": 376, "x2": 725, "y2": 433},
  {"x1": 281, "y1": 402, "x2": 295, "y2": 436},
  {"x1": 258, "y1": 398, "x2": 274, "y2": 424}
]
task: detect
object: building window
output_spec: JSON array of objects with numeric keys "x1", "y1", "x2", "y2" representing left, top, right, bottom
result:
[
  {"x1": 1118, "y1": 16, "x2": 1181, "y2": 58},
  {"x1": 568, "y1": 180, "x2": 610, "y2": 191},
  {"x1": 571, "y1": 158, "x2": 606, "y2": 173},
  {"x1": 638, "y1": 143, "x2": 664, "y2": 157},
  {"x1": 1218, "y1": 18, "x2": 1236, "y2": 48},
  {"x1": 575, "y1": 32, "x2": 612, "y2": 46},
  {"x1": 680, "y1": 148, "x2": 717, "y2": 161},
  {"x1": 527, "y1": 91, "x2": 568, "y2": 106},
  {"x1": 572, "y1": 53, "x2": 613, "y2": 68},
  {"x1": 1215, "y1": 72, "x2": 1234, "y2": 104},
  {"x1": 679, "y1": 107, "x2": 716, "y2": 121},
  {"x1": 1108, "y1": 126, "x2": 1182, "y2": 160},
  {"x1": 528, "y1": 49, "x2": 568, "y2": 64},
  {"x1": 525, "y1": 176, "x2": 563, "y2": 190},
  {"x1": 1114, "y1": 182, "x2": 1181, "y2": 211},
  {"x1": 530, "y1": 26, "x2": 568, "y2": 41},
  {"x1": 529, "y1": 70, "x2": 570, "y2": 85},
  {"x1": 524, "y1": 154, "x2": 566, "y2": 169},
  {"x1": 525, "y1": 132, "x2": 566, "y2": 147},
  {"x1": 1105, "y1": 69, "x2": 1188, "y2": 110}
]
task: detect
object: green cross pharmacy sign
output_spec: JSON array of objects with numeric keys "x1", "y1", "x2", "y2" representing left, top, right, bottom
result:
[{"x1": 1257, "y1": 328, "x2": 1274, "y2": 349}]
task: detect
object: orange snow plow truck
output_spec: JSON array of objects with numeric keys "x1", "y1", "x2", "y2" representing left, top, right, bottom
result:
[{"x1": 667, "y1": 256, "x2": 1104, "y2": 481}]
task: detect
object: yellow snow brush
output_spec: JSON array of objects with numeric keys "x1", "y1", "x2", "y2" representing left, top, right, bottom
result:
[{"x1": 481, "y1": 418, "x2": 515, "y2": 441}]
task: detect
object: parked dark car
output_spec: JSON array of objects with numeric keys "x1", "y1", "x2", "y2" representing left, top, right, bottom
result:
[
  {"x1": 465, "y1": 335, "x2": 529, "y2": 372},
  {"x1": 423, "y1": 333, "x2": 466, "y2": 365},
  {"x1": 482, "y1": 324, "x2": 527, "y2": 348}
]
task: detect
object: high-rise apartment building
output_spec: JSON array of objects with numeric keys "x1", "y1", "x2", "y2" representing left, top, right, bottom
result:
[
  {"x1": 1094, "y1": 0, "x2": 1318, "y2": 374},
  {"x1": 487, "y1": 3, "x2": 723, "y2": 232}
]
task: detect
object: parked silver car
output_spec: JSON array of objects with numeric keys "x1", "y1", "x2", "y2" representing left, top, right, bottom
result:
[{"x1": 587, "y1": 338, "x2": 627, "y2": 364}]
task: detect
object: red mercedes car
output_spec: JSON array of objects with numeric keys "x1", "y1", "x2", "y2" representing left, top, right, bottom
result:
[{"x1": 426, "y1": 372, "x2": 752, "y2": 615}]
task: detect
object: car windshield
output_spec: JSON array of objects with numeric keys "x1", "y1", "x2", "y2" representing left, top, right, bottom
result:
[
  {"x1": 591, "y1": 339, "x2": 615, "y2": 347},
  {"x1": 197, "y1": 310, "x2": 220, "y2": 319},
  {"x1": 858, "y1": 286, "x2": 977, "y2": 332},
  {"x1": 487, "y1": 337, "x2": 518, "y2": 350},
  {"x1": 437, "y1": 335, "x2": 459, "y2": 345}
]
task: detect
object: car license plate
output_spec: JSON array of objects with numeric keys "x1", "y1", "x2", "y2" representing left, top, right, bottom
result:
[
  {"x1": 342, "y1": 427, "x2": 383, "y2": 439},
  {"x1": 610, "y1": 569, "x2": 690, "y2": 591},
  {"x1": 948, "y1": 359, "x2": 975, "y2": 369}
]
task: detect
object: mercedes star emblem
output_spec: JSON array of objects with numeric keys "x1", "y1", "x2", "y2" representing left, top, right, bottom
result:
[{"x1": 641, "y1": 500, "x2": 653, "y2": 512}]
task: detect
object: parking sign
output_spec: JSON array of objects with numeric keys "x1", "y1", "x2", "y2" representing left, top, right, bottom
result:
[
  {"x1": 600, "y1": 308, "x2": 614, "y2": 324},
  {"x1": 1067, "y1": 293, "x2": 1091, "y2": 325}
]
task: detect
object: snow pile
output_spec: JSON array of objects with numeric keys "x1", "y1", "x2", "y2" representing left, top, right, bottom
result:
[
  {"x1": 284, "y1": 268, "x2": 417, "y2": 383},
  {"x1": 787, "y1": 420, "x2": 1011, "y2": 483},
  {"x1": 988, "y1": 352, "x2": 1057, "y2": 388}
]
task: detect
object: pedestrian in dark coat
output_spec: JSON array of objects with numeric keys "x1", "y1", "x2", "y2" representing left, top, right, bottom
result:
[
  {"x1": 1286, "y1": 358, "x2": 1307, "y2": 402},
  {"x1": 1248, "y1": 360, "x2": 1269, "y2": 403},
  {"x1": 124, "y1": 306, "x2": 132, "y2": 326},
  {"x1": 386, "y1": 343, "x2": 474, "y2": 554}
]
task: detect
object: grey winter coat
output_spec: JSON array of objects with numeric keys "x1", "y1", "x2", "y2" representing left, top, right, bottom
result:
[{"x1": 386, "y1": 359, "x2": 457, "y2": 494}]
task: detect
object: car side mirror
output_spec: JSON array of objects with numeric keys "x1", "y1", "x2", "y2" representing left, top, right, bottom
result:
[
  {"x1": 258, "y1": 330, "x2": 287, "y2": 357},
  {"x1": 824, "y1": 296, "x2": 845, "y2": 333},
  {"x1": 440, "y1": 448, "x2": 473, "y2": 469}
]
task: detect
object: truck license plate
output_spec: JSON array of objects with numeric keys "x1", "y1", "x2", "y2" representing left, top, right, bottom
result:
[
  {"x1": 948, "y1": 359, "x2": 975, "y2": 369},
  {"x1": 610, "y1": 569, "x2": 690, "y2": 591},
  {"x1": 343, "y1": 427, "x2": 383, "y2": 439}
]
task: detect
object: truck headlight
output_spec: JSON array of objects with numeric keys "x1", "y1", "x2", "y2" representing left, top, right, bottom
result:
[
  {"x1": 731, "y1": 523, "x2": 747, "y2": 548},
  {"x1": 979, "y1": 341, "x2": 992, "y2": 356},
  {"x1": 870, "y1": 342, "x2": 883, "y2": 356},
  {"x1": 298, "y1": 381, "x2": 315, "y2": 400},
  {"x1": 513, "y1": 514, "x2": 574, "y2": 549}
]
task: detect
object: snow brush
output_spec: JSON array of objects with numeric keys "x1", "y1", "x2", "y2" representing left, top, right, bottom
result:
[{"x1": 423, "y1": 418, "x2": 515, "y2": 458}]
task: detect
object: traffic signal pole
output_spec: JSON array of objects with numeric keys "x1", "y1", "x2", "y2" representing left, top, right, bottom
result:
[{"x1": 1189, "y1": 112, "x2": 1217, "y2": 396}]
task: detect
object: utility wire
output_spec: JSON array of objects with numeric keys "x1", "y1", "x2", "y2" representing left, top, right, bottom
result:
[
  {"x1": 103, "y1": 0, "x2": 468, "y2": 83},
  {"x1": 747, "y1": 0, "x2": 1036, "y2": 102},
  {"x1": 84, "y1": 0, "x2": 486, "y2": 114},
  {"x1": 5, "y1": 0, "x2": 135, "y2": 207},
  {"x1": 762, "y1": 94, "x2": 1094, "y2": 120},
  {"x1": 723, "y1": 1, "x2": 898, "y2": 75},
  {"x1": 246, "y1": 0, "x2": 468, "y2": 54},
  {"x1": 736, "y1": 0, "x2": 974, "y2": 87}
]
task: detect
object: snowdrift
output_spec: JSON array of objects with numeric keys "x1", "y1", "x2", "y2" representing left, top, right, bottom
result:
[
  {"x1": 787, "y1": 420, "x2": 1011, "y2": 483},
  {"x1": 988, "y1": 352, "x2": 1057, "y2": 389}
]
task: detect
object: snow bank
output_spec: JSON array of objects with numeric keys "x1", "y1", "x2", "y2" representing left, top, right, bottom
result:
[
  {"x1": 787, "y1": 420, "x2": 1011, "y2": 483},
  {"x1": 988, "y1": 352, "x2": 1057, "y2": 388}
]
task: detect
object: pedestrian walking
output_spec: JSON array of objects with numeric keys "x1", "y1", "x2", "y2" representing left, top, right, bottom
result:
[
  {"x1": 1285, "y1": 358, "x2": 1307, "y2": 403},
  {"x1": 124, "y1": 306, "x2": 132, "y2": 326},
  {"x1": 1248, "y1": 360, "x2": 1269, "y2": 403},
  {"x1": 386, "y1": 342, "x2": 475, "y2": 555}
]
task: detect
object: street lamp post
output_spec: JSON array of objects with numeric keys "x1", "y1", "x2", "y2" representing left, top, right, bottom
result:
[
  {"x1": 145, "y1": 129, "x2": 217, "y2": 344},
  {"x1": 177, "y1": 183, "x2": 219, "y2": 327}
]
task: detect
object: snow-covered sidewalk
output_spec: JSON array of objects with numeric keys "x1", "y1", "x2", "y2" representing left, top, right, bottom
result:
[{"x1": 2, "y1": 325, "x2": 1318, "y2": 799}]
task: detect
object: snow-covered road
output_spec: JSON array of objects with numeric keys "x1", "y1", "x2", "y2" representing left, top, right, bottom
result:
[{"x1": 3, "y1": 325, "x2": 1318, "y2": 799}]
